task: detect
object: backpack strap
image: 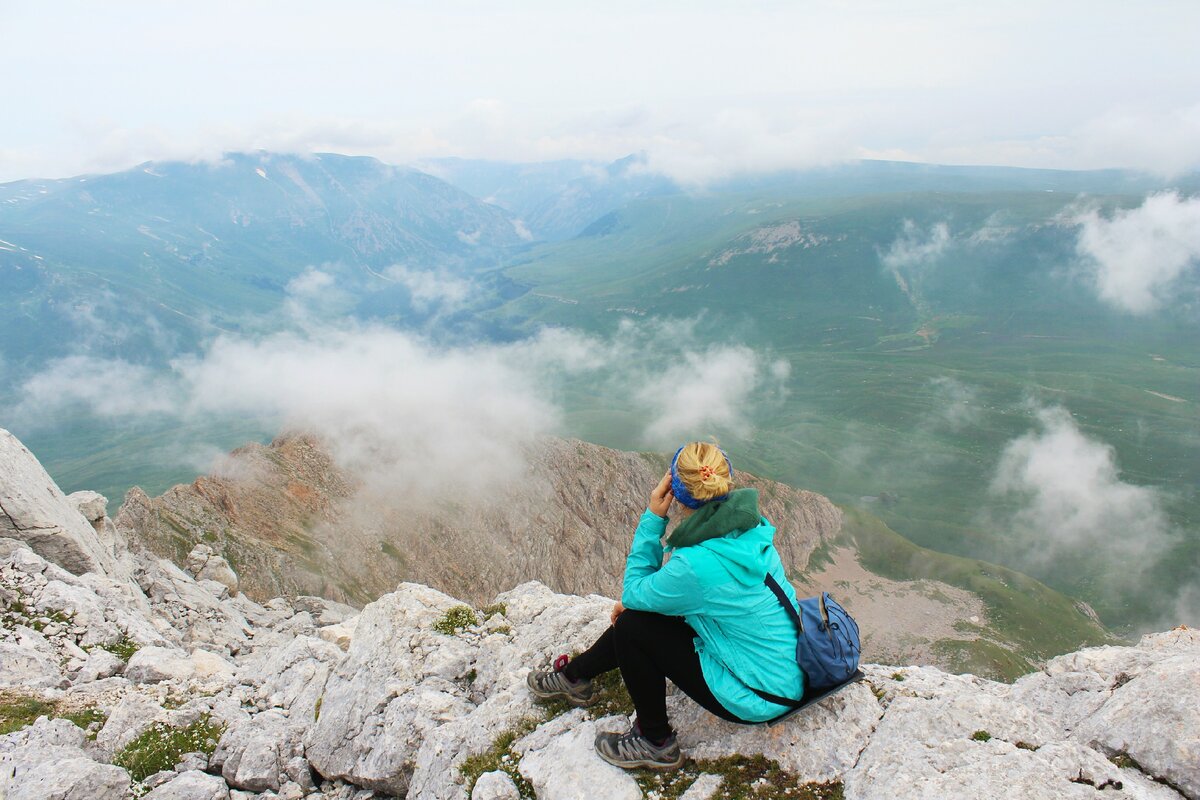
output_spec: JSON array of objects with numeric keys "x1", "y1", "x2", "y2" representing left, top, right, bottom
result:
[
  {"x1": 764, "y1": 573, "x2": 803, "y2": 634},
  {"x1": 747, "y1": 573, "x2": 806, "y2": 709}
]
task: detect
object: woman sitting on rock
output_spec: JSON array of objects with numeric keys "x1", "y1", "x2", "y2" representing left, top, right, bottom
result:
[{"x1": 527, "y1": 441, "x2": 807, "y2": 770}]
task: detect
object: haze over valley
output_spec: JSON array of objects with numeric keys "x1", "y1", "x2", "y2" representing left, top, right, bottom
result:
[{"x1": 1, "y1": 150, "x2": 1197, "y2": 645}]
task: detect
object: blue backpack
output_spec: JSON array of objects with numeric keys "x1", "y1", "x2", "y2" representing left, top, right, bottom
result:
[{"x1": 751, "y1": 574, "x2": 862, "y2": 704}]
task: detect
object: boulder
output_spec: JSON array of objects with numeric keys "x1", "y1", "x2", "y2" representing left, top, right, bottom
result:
[
  {"x1": 74, "y1": 648, "x2": 126, "y2": 683},
  {"x1": 1070, "y1": 629, "x2": 1200, "y2": 798},
  {"x1": 125, "y1": 646, "x2": 195, "y2": 684},
  {"x1": 0, "y1": 640, "x2": 66, "y2": 688},
  {"x1": 0, "y1": 429, "x2": 116, "y2": 576},
  {"x1": 143, "y1": 770, "x2": 231, "y2": 800},
  {"x1": 317, "y1": 617, "x2": 358, "y2": 651},
  {"x1": 0, "y1": 717, "x2": 131, "y2": 800},
  {"x1": 471, "y1": 770, "x2": 521, "y2": 800},
  {"x1": 96, "y1": 691, "x2": 164, "y2": 752},
  {"x1": 185, "y1": 543, "x2": 240, "y2": 595},
  {"x1": 67, "y1": 491, "x2": 109, "y2": 524},
  {"x1": 211, "y1": 711, "x2": 304, "y2": 793},
  {"x1": 516, "y1": 712, "x2": 642, "y2": 800},
  {"x1": 293, "y1": 595, "x2": 359, "y2": 626},
  {"x1": 239, "y1": 634, "x2": 342, "y2": 720},
  {"x1": 305, "y1": 583, "x2": 477, "y2": 795},
  {"x1": 669, "y1": 680, "x2": 882, "y2": 781}
]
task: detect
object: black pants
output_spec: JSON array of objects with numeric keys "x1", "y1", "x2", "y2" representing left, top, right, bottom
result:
[{"x1": 562, "y1": 609, "x2": 747, "y2": 741}]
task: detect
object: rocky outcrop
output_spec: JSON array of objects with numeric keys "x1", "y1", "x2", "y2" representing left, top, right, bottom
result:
[
  {"x1": 3, "y1": 427, "x2": 1197, "y2": 800},
  {"x1": 0, "y1": 429, "x2": 118, "y2": 576},
  {"x1": 115, "y1": 434, "x2": 842, "y2": 606}
]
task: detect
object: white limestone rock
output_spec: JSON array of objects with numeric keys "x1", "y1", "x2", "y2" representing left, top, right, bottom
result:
[
  {"x1": 471, "y1": 770, "x2": 520, "y2": 800},
  {"x1": 306, "y1": 583, "x2": 478, "y2": 796},
  {"x1": 1070, "y1": 629, "x2": 1200, "y2": 799},
  {"x1": 188, "y1": 544, "x2": 239, "y2": 596},
  {"x1": 212, "y1": 711, "x2": 305, "y2": 793},
  {"x1": 97, "y1": 691, "x2": 164, "y2": 752},
  {"x1": 190, "y1": 648, "x2": 237, "y2": 684},
  {"x1": 517, "y1": 713, "x2": 642, "y2": 800},
  {"x1": 73, "y1": 647, "x2": 125, "y2": 684},
  {"x1": 143, "y1": 770, "x2": 231, "y2": 800},
  {"x1": 669, "y1": 681, "x2": 882, "y2": 781},
  {"x1": 406, "y1": 683, "x2": 544, "y2": 800},
  {"x1": 132, "y1": 557, "x2": 251, "y2": 653},
  {"x1": 239, "y1": 634, "x2": 342, "y2": 720},
  {"x1": 679, "y1": 773, "x2": 724, "y2": 800},
  {"x1": 0, "y1": 640, "x2": 66, "y2": 688},
  {"x1": 67, "y1": 490, "x2": 109, "y2": 524},
  {"x1": 0, "y1": 717, "x2": 132, "y2": 800},
  {"x1": 388, "y1": 582, "x2": 613, "y2": 800},
  {"x1": 125, "y1": 646, "x2": 196, "y2": 684},
  {"x1": 293, "y1": 595, "x2": 359, "y2": 626},
  {"x1": 317, "y1": 617, "x2": 358, "y2": 651},
  {"x1": 839, "y1": 671, "x2": 1183, "y2": 800},
  {"x1": 0, "y1": 429, "x2": 117, "y2": 576}
]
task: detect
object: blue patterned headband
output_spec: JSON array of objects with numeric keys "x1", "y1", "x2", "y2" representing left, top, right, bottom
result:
[{"x1": 670, "y1": 445, "x2": 733, "y2": 509}]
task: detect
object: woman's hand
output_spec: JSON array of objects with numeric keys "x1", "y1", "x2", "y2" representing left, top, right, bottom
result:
[
  {"x1": 649, "y1": 471, "x2": 673, "y2": 518},
  {"x1": 610, "y1": 601, "x2": 625, "y2": 625}
]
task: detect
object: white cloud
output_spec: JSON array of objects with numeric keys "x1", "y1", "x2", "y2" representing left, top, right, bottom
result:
[
  {"x1": 1076, "y1": 105, "x2": 1200, "y2": 178},
  {"x1": 634, "y1": 345, "x2": 789, "y2": 446},
  {"x1": 928, "y1": 377, "x2": 982, "y2": 432},
  {"x1": 286, "y1": 267, "x2": 336, "y2": 297},
  {"x1": 9, "y1": 315, "x2": 789, "y2": 496},
  {"x1": 512, "y1": 219, "x2": 534, "y2": 242},
  {"x1": 881, "y1": 221, "x2": 951, "y2": 271},
  {"x1": 988, "y1": 406, "x2": 1174, "y2": 580},
  {"x1": 382, "y1": 265, "x2": 476, "y2": 312},
  {"x1": 172, "y1": 326, "x2": 558, "y2": 498},
  {"x1": 281, "y1": 267, "x2": 353, "y2": 323},
  {"x1": 1071, "y1": 191, "x2": 1200, "y2": 314},
  {"x1": 13, "y1": 356, "x2": 180, "y2": 421}
]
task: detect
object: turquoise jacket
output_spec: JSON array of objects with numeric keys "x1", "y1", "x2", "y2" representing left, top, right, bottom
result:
[{"x1": 620, "y1": 489, "x2": 806, "y2": 722}]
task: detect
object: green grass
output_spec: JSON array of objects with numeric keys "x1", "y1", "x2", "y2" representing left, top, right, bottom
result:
[
  {"x1": 634, "y1": 755, "x2": 844, "y2": 800},
  {"x1": 460, "y1": 719, "x2": 542, "y2": 798},
  {"x1": 0, "y1": 691, "x2": 109, "y2": 737},
  {"x1": 112, "y1": 715, "x2": 225, "y2": 782},
  {"x1": 841, "y1": 506, "x2": 1112, "y2": 679},
  {"x1": 0, "y1": 694, "x2": 58, "y2": 735},
  {"x1": 95, "y1": 637, "x2": 140, "y2": 661},
  {"x1": 433, "y1": 605, "x2": 480, "y2": 635}
]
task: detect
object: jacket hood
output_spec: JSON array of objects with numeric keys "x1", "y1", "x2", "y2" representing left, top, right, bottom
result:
[{"x1": 667, "y1": 489, "x2": 774, "y2": 586}]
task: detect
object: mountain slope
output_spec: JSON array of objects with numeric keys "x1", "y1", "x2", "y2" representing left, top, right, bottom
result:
[
  {"x1": 0, "y1": 426, "x2": 1194, "y2": 799},
  {"x1": 489, "y1": 188, "x2": 1199, "y2": 630},
  {"x1": 0, "y1": 152, "x2": 528, "y2": 373},
  {"x1": 113, "y1": 433, "x2": 1110, "y2": 680}
]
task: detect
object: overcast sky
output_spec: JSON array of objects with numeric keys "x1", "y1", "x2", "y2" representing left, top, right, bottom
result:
[{"x1": 3, "y1": 0, "x2": 1199, "y2": 182}]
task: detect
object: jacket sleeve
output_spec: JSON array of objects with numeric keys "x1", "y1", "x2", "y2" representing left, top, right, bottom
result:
[{"x1": 621, "y1": 509, "x2": 707, "y2": 616}]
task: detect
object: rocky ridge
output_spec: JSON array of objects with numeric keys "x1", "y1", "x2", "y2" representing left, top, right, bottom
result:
[
  {"x1": 114, "y1": 434, "x2": 842, "y2": 607},
  {"x1": 2, "y1": 427, "x2": 1198, "y2": 800}
]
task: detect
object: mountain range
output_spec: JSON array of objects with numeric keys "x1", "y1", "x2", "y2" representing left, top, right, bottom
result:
[{"x1": 1, "y1": 151, "x2": 1197, "y2": 636}]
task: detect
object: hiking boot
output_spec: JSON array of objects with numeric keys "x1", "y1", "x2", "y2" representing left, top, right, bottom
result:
[
  {"x1": 526, "y1": 655, "x2": 598, "y2": 707},
  {"x1": 594, "y1": 724, "x2": 684, "y2": 770}
]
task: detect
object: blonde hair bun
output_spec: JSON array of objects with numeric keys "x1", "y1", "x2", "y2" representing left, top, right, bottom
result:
[{"x1": 674, "y1": 442, "x2": 733, "y2": 501}]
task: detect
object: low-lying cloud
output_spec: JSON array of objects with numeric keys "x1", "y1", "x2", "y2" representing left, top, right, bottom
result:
[
  {"x1": 10, "y1": 314, "x2": 789, "y2": 499},
  {"x1": 987, "y1": 405, "x2": 1175, "y2": 589},
  {"x1": 1071, "y1": 191, "x2": 1200, "y2": 314},
  {"x1": 880, "y1": 221, "x2": 951, "y2": 271},
  {"x1": 927, "y1": 376, "x2": 982, "y2": 432},
  {"x1": 383, "y1": 265, "x2": 476, "y2": 312}
]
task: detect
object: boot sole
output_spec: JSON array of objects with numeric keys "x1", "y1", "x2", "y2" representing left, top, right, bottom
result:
[{"x1": 595, "y1": 748, "x2": 685, "y2": 771}]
